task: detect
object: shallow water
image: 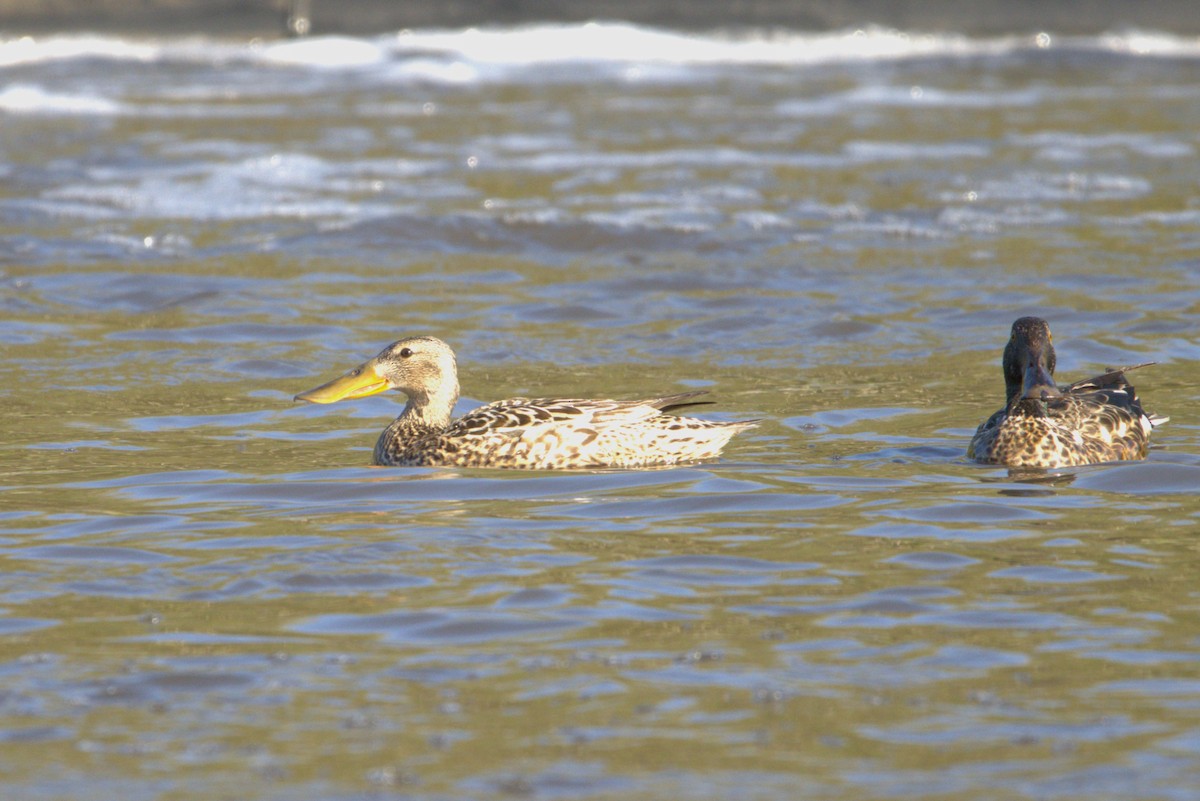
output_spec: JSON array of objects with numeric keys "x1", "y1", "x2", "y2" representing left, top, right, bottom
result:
[{"x1": 2, "y1": 23, "x2": 1200, "y2": 801}]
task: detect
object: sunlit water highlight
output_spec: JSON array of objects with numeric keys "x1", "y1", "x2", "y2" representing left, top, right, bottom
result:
[{"x1": 2, "y1": 21, "x2": 1199, "y2": 801}]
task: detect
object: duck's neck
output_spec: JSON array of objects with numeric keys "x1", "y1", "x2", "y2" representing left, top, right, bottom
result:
[{"x1": 398, "y1": 378, "x2": 460, "y2": 432}]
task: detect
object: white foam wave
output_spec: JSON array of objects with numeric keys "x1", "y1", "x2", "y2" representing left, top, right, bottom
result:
[
  {"x1": 0, "y1": 84, "x2": 121, "y2": 115},
  {"x1": 0, "y1": 33, "x2": 158, "y2": 67},
  {"x1": 385, "y1": 24, "x2": 1200, "y2": 76},
  {"x1": 1098, "y1": 30, "x2": 1200, "y2": 56},
  {"x1": 2, "y1": 25, "x2": 1199, "y2": 76},
  {"x1": 391, "y1": 23, "x2": 985, "y2": 68},
  {"x1": 257, "y1": 36, "x2": 389, "y2": 68}
]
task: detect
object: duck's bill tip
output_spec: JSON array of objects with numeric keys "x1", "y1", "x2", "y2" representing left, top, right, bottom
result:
[
  {"x1": 294, "y1": 369, "x2": 388, "y2": 404},
  {"x1": 1020, "y1": 361, "x2": 1062, "y2": 402},
  {"x1": 294, "y1": 386, "x2": 341, "y2": 404},
  {"x1": 1021, "y1": 384, "x2": 1063, "y2": 401}
]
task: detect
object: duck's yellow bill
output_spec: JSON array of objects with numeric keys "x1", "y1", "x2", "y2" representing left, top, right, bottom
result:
[{"x1": 294, "y1": 362, "x2": 387, "y2": 404}]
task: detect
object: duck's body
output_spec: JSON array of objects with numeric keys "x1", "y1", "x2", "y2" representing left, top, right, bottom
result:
[
  {"x1": 968, "y1": 317, "x2": 1166, "y2": 469},
  {"x1": 295, "y1": 336, "x2": 756, "y2": 469}
]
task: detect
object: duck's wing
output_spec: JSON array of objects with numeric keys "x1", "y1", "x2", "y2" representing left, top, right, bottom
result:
[
  {"x1": 447, "y1": 392, "x2": 712, "y2": 438},
  {"x1": 1063, "y1": 363, "x2": 1167, "y2": 427}
]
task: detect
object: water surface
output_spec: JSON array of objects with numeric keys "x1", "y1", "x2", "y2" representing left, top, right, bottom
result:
[{"x1": 2, "y1": 23, "x2": 1200, "y2": 801}]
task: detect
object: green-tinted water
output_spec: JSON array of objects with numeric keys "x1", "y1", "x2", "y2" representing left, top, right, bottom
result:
[{"x1": 2, "y1": 25, "x2": 1199, "y2": 801}]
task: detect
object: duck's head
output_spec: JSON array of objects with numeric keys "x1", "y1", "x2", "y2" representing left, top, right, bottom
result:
[
  {"x1": 294, "y1": 336, "x2": 459, "y2": 407},
  {"x1": 1002, "y1": 316, "x2": 1062, "y2": 407}
]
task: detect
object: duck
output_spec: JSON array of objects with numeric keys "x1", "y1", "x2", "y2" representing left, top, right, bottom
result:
[
  {"x1": 294, "y1": 336, "x2": 758, "y2": 469},
  {"x1": 968, "y1": 316, "x2": 1167, "y2": 468}
]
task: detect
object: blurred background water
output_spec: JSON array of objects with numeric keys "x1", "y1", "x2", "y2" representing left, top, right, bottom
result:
[{"x1": 1, "y1": 20, "x2": 1199, "y2": 801}]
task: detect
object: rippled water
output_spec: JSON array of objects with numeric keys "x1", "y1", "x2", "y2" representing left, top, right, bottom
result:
[{"x1": 2, "y1": 23, "x2": 1200, "y2": 800}]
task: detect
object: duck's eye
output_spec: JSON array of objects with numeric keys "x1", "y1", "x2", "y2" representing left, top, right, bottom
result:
[{"x1": 399, "y1": 347, "x2": 413, "y2": 358}]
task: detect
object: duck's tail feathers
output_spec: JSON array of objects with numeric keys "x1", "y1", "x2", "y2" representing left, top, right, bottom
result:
[
  {"x1": 1065, "y1": 362, "x2": 1158, "y2": 392},
  {"x1": 651, "y1": 391, "x2": 714, "y2": 412}
]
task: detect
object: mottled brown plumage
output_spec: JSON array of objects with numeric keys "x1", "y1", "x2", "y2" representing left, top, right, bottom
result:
[
  {"x1": 968, "y1": 317, "x2": 1166, "y2": 468},
  {"x1": 295, "y1": 336, "x2": 757, "y2": 469}
]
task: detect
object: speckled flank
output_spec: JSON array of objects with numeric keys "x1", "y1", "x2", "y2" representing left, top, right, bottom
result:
[
  {"x1": 296, "y1": 336, "x2": 757, "y2": 469},
  {"x1": 969, "y1": 317, "x2": 1166, "y2": 469},
  {"x1": 374, "y1": 394, "x2": 754, "y2": 468}
]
